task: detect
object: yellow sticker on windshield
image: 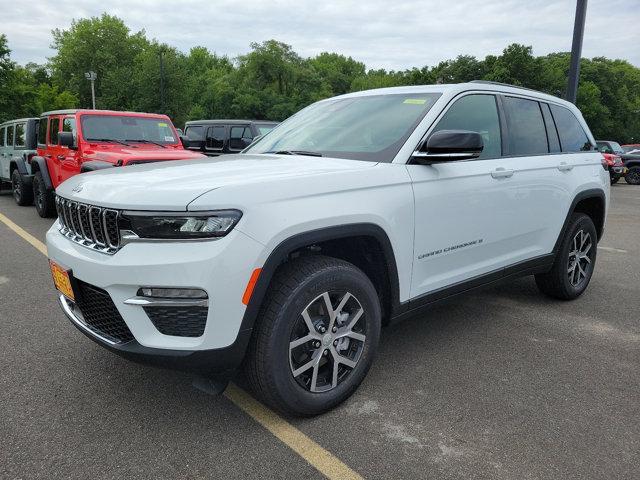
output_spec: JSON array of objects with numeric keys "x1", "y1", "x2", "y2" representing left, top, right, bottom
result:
[
  {"x1": 158, "y1": 122, "x2": 168, "y2": 127},
  {"x1": 403, "y1": 99, "x2": 427, "y2": 105}
]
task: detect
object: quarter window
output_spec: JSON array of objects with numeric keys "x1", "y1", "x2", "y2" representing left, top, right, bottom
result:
[
  {"x1": 541, "y1": 103, "x2": 561, "y2": 153},
  {"x1": 6, "y1": 125, "x2": 14, "y2": 146},
  {"x1": 432, "y1": 94, "x2": 502, "y2": 159},
  {"x1": 49, "y1": 118, "x2": 60, "y2": 145},
  {"x1": 229, "y1": 126, "x2": 253, "y2": 151},
  {"x1": 206, "y1": 126, "x2": 225, "y2": 151},
  {"x1": 549, "y1": 105, "x2": 592, "y2": 152},
  {"x1": 15, "y1": 123, "x2": 26, "y2": 147},
  {"x1": 503, "y1": 97, "x2": 548, "y2": 156}
]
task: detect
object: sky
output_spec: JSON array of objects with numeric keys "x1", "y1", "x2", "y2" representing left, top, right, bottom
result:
[{"x1": 2, "y1": 0, "x2": 639, "y2": 70}]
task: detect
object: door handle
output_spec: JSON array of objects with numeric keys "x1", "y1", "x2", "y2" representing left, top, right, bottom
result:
[
  {"x1": 57, "y1": 155, "x2": 65, "y2": 160},
  {"x1": 558, "y1": 162, "x2": 573, "y2": 172},
  {"x1": 45, "y1": 154, "x2": 52, "y2": 158},
  {"x1": 491, "y1": 168, "x2": 514, "y2": 179}
]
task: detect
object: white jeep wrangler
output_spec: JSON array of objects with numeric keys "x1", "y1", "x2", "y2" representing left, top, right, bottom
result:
[{"x1": 47, "y1": 82, "x2": 609, "y2": 415}]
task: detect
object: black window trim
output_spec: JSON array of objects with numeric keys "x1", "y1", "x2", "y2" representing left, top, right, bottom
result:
[
  {"x1": 0, "y1": 125, "x2": 5, "y2": 147},
  {"x1": 499, "y1": 94, "x2": 550, "y2": 158},
  {"x1": 38, "y1": 116, "x2": 48, "y2": 147},
  {"x1": 6, "y1": 123, "x2": 15, "y2": 148},
  {"x1": 548, "y1": 102, "x2": 595, "y2": 154},
  {"x1": 540, "y1": 102, "x2": 561, "y2": 154}
]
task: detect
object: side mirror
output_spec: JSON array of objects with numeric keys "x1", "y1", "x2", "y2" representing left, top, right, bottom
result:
[
  {"x1": 59, "y1": 131, "x2": 76, "y2": 149},
  {"x1": 412, "y1": 130, "x2": 483, "y2": 164}
]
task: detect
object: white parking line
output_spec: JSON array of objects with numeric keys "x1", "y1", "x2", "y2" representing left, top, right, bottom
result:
[{"x1": 598, "y1": 246, "x2": 628, "y2": 253}]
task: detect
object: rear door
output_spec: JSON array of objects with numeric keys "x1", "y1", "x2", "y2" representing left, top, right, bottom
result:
[
  {"x1": 228, "y1": 125, "x2": 253, "y2": 153},
  {"x1": 3, "y1": 124, "x2": 15, "y2": 179},
  {"x1": 45, "y1": 116, "x2": 63, "y2": 187},
  {"x1": 205, "y1": 125, "x2": 226, "y2": 156},
  {"x1": 0, "y1": 125, "x2": 7, "y2": 179}
]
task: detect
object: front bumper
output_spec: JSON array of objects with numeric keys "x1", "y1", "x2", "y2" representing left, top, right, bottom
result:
[{"x1": 47, "y1": 221, "x2": 265, "y2": 372}]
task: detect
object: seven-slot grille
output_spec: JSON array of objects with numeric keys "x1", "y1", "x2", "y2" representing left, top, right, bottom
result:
[{"x1": 56, "y1": 196, "x2": 120, "y2": 253}]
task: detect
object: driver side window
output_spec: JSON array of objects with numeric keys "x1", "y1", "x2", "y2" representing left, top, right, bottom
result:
[{"x1": 432, "y1": 94, "x2": 502, "y2": 159}]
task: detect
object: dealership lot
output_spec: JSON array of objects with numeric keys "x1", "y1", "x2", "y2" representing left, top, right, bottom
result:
[{"x1": 1, "y1": 185, "x2": 638, "y2": 479}]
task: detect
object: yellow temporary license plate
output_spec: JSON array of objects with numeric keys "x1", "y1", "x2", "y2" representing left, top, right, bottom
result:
[{"x1": 49, "y1": 260, "x2": 75, "y2": 301}]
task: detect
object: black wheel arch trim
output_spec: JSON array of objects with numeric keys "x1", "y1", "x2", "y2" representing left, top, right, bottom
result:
[
  {"x1": 552, "y1": 188, "x2": 606, "y2": 254},
  {"x1": 240, "y1": 223, "x2": 402, "y2": 334},
  {"x1": 10, "y1": 157, "x2": 29, "y2": 176},
  {"x1": 30, "y1": 156, "x2": 54, "y2": 190}
]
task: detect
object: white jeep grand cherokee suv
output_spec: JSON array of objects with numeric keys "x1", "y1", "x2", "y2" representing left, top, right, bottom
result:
[{"x1": 47, "y1": 82, "x2": 609, "y2": 415}]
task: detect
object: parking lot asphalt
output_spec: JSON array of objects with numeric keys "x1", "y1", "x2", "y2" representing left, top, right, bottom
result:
[{"x1": 1, "y1": 184, "x2": 638, "y2": 480}]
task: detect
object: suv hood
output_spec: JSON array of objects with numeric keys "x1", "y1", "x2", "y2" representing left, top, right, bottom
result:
[
  {"x1": 85, "y1": 145, "x2": 205, "y2": 164},
  {"x1": 56, "y1": 154, "x2": 377, "y2": 210}
]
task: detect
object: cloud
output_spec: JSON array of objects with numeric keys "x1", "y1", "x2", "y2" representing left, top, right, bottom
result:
[{"x1": 2, "y1": 0, "x2": 639, "y2": 69}]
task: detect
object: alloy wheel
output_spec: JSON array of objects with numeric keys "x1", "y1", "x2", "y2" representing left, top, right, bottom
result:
[
  {"x1": 567, "y1": 229, "x2": 593, "y2": 287},
  {"x1": 12, "y1": 175, "x2": 21, "y2": 202},
  {"x1": 289, "y1": 291, "x2": 366, "y2": 393}
]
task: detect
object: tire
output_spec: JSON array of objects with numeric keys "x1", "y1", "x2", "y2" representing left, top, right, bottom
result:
[
  {"x1": 33, "y1": 171, "x2": 56, "y2": 218},
  {"x1": 11, "y1": 169, "x2": 33, "y2": 206},
  {"x1": 535, "y1": 213, "x2": 597, "y2": 300},
  {"x1": 244, "y1": 255, "x2": 381, "y2": 416},
  {"x1": 610, "y1": 175, "x2": 620, "y2": 185},
  {"x1": 625, "y1": 166, "x2": 640, "y2": 185}
]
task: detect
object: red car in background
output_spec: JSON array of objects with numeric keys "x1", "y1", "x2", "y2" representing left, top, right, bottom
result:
[
  {"x1": 28, "y1": 109, "x2": 206, "y2": 217},
  {"x1": 597, "y1": 141, "x2": 626, "y2": 185}
]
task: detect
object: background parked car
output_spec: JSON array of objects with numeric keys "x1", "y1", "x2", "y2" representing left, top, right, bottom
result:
[
  {"x1": 184, "y1": 119, "x2": 278, "y2": 156},
  {"x1": 0, "y1": 117, "x2": 39, "y2": 205},
  {"x1": 31, "y1": 109, "x2": 206, "y2": 217},
  {"x1": 622, "y1": 144, "x2": 640, "y2": 155},
  {"x1": 600, "y1": 152, "x2": 625, "y2": 184},
  {"x1": 597, "y1": 140, "x2": 640, "y2": 185}
]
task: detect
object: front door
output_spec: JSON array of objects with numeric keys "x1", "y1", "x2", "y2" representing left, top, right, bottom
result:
[
  {"x1": 45, "y1": 116, "x2": 63, "y2": 187},
  {"x1": 408, "y1": 93, "x2": 516, "y2": 298},
  {"x1": 59, "y1": 116, "x2": 79, "y2": 183}
]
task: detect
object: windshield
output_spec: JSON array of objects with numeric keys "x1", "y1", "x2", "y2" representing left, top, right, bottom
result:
[
  {"x1": 245, "y1": 93, "x2": 441, "y2": 162},
  {"x1": 257, "y1": 124, "x2": 277, "y2": 135},
  {"x1": 81, "y1": 115, "x2": 177, "y2": 144}
]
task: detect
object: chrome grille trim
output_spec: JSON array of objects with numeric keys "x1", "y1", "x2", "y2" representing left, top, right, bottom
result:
[{"x1": 56, "y1": 196, "x2": 119, "y2": 255}]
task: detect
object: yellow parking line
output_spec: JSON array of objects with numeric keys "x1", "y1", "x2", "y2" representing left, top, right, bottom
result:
[
  {"x1": 0, "y1": 210, "x2": 363, "y2": 480},
  {"x1": 0, "y1": 212, "x2": 48, "y2": 256}
]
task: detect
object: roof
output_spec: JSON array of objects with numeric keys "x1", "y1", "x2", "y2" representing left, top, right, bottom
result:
[
  {"x1": 0, "y1": 117, "x2": 39, "y2": 125},
  {"x1": 184, "y1": 119, "x2": 278, "y2": 126},
  {"x1": 335, "y1": 81, "x2": 571, "y2": 107},
  {"x1": 39, "y1": 109, "x2": 171, "y2": 118}
]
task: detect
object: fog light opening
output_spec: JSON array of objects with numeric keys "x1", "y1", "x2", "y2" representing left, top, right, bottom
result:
[{"x1": 137, "y1": 287, "x2": 208, "y2": 299}]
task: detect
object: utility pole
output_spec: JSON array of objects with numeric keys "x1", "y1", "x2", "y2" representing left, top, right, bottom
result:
[
  {"x1": 159, "y1": 49, "x2": 165, "y2": 112},
  {"x1": 84, "y1": 71, "x2": 97, "y2": 109},
  {"x1": 566, "y1": 0, "x2": 588, "y2": 104}
]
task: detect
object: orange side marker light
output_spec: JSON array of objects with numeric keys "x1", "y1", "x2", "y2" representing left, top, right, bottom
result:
[{"x1": 242, "y1": 268, "x2": 262, "y2": 305}]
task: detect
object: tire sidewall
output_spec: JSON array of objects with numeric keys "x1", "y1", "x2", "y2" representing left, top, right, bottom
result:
[
  {"x1": 11, "y1": 170, "x2": 23, "y2": 203},
  {"x1": 625, "y1": 167, "x2": 640, "y2": 185},
  {"x1": 559, "y1": 215, "x2": 597, "y2": 296},
  {"x1": 267, "y1": 264, "x2": 381, "y2": 414}
]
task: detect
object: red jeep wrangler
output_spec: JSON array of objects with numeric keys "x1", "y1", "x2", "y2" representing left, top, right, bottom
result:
[{"x1": 31, "y1": 109, "x2": 206, "y2": 217}]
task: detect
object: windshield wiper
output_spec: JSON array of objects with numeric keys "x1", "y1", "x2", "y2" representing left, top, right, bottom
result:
[
  {"x1": 126, "y1": 139, "x2": 167, "y2": 148},
  {"x1": 85, "y1": 138, "x2": 133, "y2": 147},
  {"x1": 266, "y1": 150, "x2": 322, "y2": 157}
]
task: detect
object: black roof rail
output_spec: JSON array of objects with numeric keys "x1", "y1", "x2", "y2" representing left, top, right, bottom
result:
[{"x1": 469, "y1": 80, "x2": 543, "y2": 94}]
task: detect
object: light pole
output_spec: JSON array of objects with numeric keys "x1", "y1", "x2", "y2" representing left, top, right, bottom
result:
[
  {"x1": 566, "y1": 0, "x2": 588, "y2": 104},
  {"x1": 84, "y1": 71, "x2": 97, "y2": 109}
]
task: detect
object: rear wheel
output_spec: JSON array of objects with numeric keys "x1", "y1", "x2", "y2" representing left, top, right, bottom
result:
[
  {"x1": 11, "y1": 169, "x2": 33, "y2": 206},
  {"x1": 244, "y1": 255, "x2": 381, "y2": 416},
  {"x1": 33, "y1": 171, "x2": 56, "y2": 218},
  {"x1": 625, "y1": 166, "x2": 640, "y2": 185},
  {"x1": 535, "y1": 213, "x2": 597, "y2": 300}
]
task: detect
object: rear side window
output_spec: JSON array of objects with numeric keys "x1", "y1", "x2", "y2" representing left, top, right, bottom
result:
[
  {"x1": 38, "y1": 117, "x2": 48, "y2": 145},
  {"x1": 0, "y1": 126, "x2": 5, "y2": 147},
  {"x1": 540, "y1": 103, "x2": 561, "y2": 153},
  {"x1": 185, "y1": 126, "x2": 204, "y2": 141},
  {"x1": 14, "y1": 123, "x2": 26, "y2": 147},
  {"x1": 432, "y1": 94, "x2": 502, "y2": 159},
  {"x1": 49, "y1": 117, "x2": 60, "y2": 145},
  {"x1": 206, "y1": 126, "x2": 225, "y2": 151},
  {"x1": 6, "y1": 125, "x2": 14, "y2": 146},
  {"x1": 550, "y1": 105, "x2": 592, "y2": 152},
  {"x1": 503, "y1": 97, "x2": 548, "y2": 156}
]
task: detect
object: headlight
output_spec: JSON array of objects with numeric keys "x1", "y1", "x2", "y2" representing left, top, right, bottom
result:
[{"x1": 121, "y1": 210, "x2": 242, "y2": 239}]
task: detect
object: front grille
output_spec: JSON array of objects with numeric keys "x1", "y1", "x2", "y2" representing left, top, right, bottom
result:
[
  {"x1": 144, "y1": 306, "x2": 208, "y2": 337},
  {"x1": 74, "y1": 280, "x2": 134, "y2": 344},
  {"x1": 56, "y1": 196, "x2": 120, "y2": 254}
]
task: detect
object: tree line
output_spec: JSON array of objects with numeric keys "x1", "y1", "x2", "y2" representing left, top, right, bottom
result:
[{"x1": 1, "y1": 13, "x2": 639, "y2": 142}]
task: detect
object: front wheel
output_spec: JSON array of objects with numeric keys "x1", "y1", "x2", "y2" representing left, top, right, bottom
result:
[
  {"x1": 610, "y1": 175, "x2": 620, "y2": 185},
  {"x1": 625, "y1": 166, "x2": 640, "y2": 185},
  {"x1": 535, "y1": 213, "x2": 597, "y2": 300},
  {"x1": 33, "y1": 171, "x2": 56, "y2": 218},
  {"x1": 12, "y1": 169, "x2": 33, "y2": 206},
  {"x1": 244, "y1": 255, "x2": 381, "y2": 416}
]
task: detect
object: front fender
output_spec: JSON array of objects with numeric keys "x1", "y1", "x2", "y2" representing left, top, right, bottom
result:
[{"x1": 30, "y1": 156, "x2": 53, "y2": 189}]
